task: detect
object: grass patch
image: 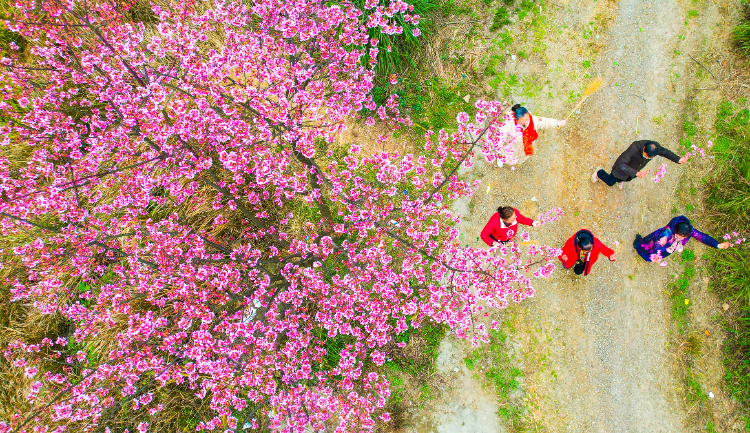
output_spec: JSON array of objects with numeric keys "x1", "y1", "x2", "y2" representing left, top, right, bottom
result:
[
  {"x1": 705, "y1": 100, "x2": 750, "y2": 423},
  {"x1": 464, "y1": 328, "x2": 530, "y2": 431},
  {"x1": 491, "y1": 7, "x2": 512, "y2": 31},
  {"x1": 734, "y1": 3, "x2": 750, "y2": 57},
  {"x1": 369, "y1": 75, "x2": 476, "y2": 135},
  {"x1": 670, "y1": 262, "x2": 695, "y2": 334},
  {"x1": 367, "y1": 0, "x2": 441, "y2": 78}
]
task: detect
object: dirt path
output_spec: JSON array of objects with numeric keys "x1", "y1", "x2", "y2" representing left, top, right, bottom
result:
[{"x1": 398, "y1": 0, "x2": 733, "y2": 431}]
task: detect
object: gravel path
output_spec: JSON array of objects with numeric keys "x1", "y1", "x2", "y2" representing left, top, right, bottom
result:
[{"x1": 404, "y1": 0, "x2": 728, "y2": 431}]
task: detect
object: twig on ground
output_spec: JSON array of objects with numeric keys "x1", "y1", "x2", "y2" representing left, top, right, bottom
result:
[
  {"x1": 694, "y1": 85, "x2": 720, "y2": 91},
  {"x1": 444, "y1": 20, "x2": 481, "y2": 25},
  {"x1": 688, "y1": 52, "x2": 718, "y2": 82},
  {"x1": 627, "y1": 93, "x2": 647, "y2": 102}
]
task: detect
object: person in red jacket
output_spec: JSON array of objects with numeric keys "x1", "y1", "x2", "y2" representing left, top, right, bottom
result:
[
  {"x1": 558, "y1": 229, "x2": 616, "y2": 276},
  {"x1": 481, "y1": 206, "x2": 541, "y2": 246}
]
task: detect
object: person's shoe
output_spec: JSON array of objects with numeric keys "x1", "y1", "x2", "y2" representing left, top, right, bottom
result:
[
  {"x1": 591, "y1": 168, "x2": 601, "y2": 183},
  {"x1": 496, "y1": 159, "x2": 504, "y2": 168},
  {"x1": 618, "y1": 182, "x2": 624, "y2": 190}
]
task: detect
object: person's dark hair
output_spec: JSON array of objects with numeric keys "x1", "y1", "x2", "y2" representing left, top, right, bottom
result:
[
  {"x1": 575, "y1": 230, "x2": 594, "y2": 251},
  {"x1": 644, "y1": 141, "x2": 660, "y2": 158},
  {"x1": 674, "y1": 221, "x2": 692, "y2": 237},
  {"x1": 497, "y1": 206, "x2": 515, "y2": 221},
  {"x1": 511, "y1": 104, "x2": 529, "y2": 119}
]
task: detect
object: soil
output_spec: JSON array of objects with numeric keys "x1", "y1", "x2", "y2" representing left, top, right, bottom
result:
[{"x1": 393, "y1": 0, "x2": 746, "y2": 431}]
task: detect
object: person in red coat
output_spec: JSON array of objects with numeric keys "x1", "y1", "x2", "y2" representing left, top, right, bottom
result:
[
  {"x1": 481, "y1": 207, "x2": 541, "y2": 246},
  {"x1": 558, "y1": 229, "x2": 616, "y2": 276}
]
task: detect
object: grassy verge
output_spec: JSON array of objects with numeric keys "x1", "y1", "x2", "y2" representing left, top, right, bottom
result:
[
  {"x1": 706, "y1": 99, "x2": 750, "y2": 429},
  {"x1": 463, "y1": 320, "x2": 540, "y2": 432},
  {"x1": 666, "y1": 249, "x2": 718, "y2": 430}
]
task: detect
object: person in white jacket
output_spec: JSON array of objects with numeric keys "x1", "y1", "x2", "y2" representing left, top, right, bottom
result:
[{"x1": 496, "y1": 104, "x2": 566, "y2": 167}]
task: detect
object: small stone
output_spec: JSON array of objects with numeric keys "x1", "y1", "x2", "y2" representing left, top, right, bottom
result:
[
  {"x1": 709, "y1": 391, "x2": 715, "y2": 399},
  {"x1": 723, "y1": 303, "x2": 729, "y2": 310},
  {"x1": 463, "y1": 94, "x2": 471, "y2": 103},
  {"x1": 511, "y1": 54, "x2": 516, "y2": 60},
  {"x1": 531, "y1": 196, "x2": 538, "y2": 201},
  {"x1": 453, "y1": 366, "x2": 459, "y2": 372}
]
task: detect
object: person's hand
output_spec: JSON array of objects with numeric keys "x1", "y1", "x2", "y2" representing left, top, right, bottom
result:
[
  {"x1": 636, "y1": 171, "x2": 649, "y2": 178},
  {"x1": 559, "y1": 254, "x2": 568, "y2": 261},
  {"x1": 678, "y1": 155, "x2": 689, "y2": 164},
  {"x1": 557, "y1": 119, "x2": 567, "y2": 128},
  {"x1": 492, "y1": 241, "x2": 500, "y2": 247},
  {"x1": 532, "y1": 220, "x2": 541, "y2": 228},
  {"x1": 609, "y1": 253, "x2": 617, "y2": 261},
  {"x1": 718, "y1": 242, "x2": 732, "y2": 249},
  {"x1": 658, "y1": 236, "x2": 668, "y2": 246}
]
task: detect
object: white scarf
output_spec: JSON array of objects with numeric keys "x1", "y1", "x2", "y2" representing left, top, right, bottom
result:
[{"x1": 666, "y1": 240, "x2": 684, "y2": 254}]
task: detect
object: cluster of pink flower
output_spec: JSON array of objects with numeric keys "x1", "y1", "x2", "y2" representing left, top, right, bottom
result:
[
  {"x1": 684, "y1": 142, "x2": 707, "y2": 161},
  {"x1": 652, "y1": 164, "x2": 668, "y2": 183},
  {"x1": 0, "y1": 1, "x2": 564, "y2": 431},
  {"x1": 649, "y1": 251, "x2": 668, "y2": 267},
  {"x1": 537, "y1": 208, "x2": 564, "y2": 225},
  {"x1": 723, "y1": 232, "x2": 747, "y2": 247}
]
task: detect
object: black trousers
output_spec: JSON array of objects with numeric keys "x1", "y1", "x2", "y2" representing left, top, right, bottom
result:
[
  {"x1": 597, "y1": 169, "x2": 632, "y2": 187},
  {"x1": 573, "y1": 261, "x2": 586, "y2": 275}
]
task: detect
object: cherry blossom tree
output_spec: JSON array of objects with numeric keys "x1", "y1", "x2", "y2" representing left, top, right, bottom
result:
[{"x1": 0, "y1": 0, "x2": 561, "y2": 431}]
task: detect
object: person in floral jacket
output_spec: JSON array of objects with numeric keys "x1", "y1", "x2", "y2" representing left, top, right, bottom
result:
[
  {"x1": 496, "y1": 104, "x2": 566, "y2": 167},
  {"x1": 633, "y1": 215, "x2": 731, "y2": 263}
]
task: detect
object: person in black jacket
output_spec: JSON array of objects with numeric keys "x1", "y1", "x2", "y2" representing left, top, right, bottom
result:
[{"x1": 591, "y1": 140, "x2": 688, "y2": 189}]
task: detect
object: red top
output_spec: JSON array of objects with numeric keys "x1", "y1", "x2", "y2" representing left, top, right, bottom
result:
[
  {"x1": 517, "y1": 113, "x2": 538, "y2": 156},
  {"x1": 558, "y1": 229, "x2": 615, "y2": 276},
  {"x1": 480, "y1": 209, "x2": 534, "y2": 246}
]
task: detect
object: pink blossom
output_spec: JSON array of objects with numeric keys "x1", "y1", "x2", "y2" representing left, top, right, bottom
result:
[
  {"x1": 723, "y1": 232, "x2": 746, "y2": 247},
  {"x1": 0, "y1": 2, "x2": 562, "y2": 431},
  {"x1": 652, "y1": 164, "x2": 668, "y2": 183},
  {"x1": 536, "y1": 208, "x2": 564, "y2": 225}
]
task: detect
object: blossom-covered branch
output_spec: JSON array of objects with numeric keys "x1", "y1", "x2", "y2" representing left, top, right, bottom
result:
[{"x1": 0, "y1": 0, "x2": 561, "y2": 432}]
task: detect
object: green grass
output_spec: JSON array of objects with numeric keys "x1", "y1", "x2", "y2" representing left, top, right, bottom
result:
[
  {"x1": 350, "y1": 0, "x2": 440, "y2": 79},
  {"x1": 670, "y1": 263, "x2": 695, "y2": 334},
  {"x1": 464, "y1": 328, "x2": 530, "y2": 429},
  {"x1": 683, "y1": 120, "x2": 696, "y2": 137},
  {"x1": 735, "y1": 4, "x2": 750, "y2": 56},
  {"x1": 369, "y1": 75, "x2": 476, "y2": 135},
  {"x1": 491, "y1": 7, "x2": 512, "y2": 31},
  {"x1": 516, "y1": 0, "x2": 535, "y2": 21},
  {"x1": 705, "y1": 100, "x2": 750, "y2": 421}
]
